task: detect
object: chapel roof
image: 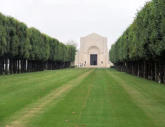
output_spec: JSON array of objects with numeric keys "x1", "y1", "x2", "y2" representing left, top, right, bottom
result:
[{"x1": 82, "y1": 33, "x2": 105, "y2": 39}]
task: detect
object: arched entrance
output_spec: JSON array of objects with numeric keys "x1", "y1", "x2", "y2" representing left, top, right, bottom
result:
[
  {"x1": 90, "y1": 54, "x2": 97, "y2": 65},
  {"x1": 88, "y1": 46, "x2": 100, "y2": 66}
]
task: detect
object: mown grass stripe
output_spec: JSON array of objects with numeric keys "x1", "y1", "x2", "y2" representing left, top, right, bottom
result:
[
  {"x1": 107, "y1": 70, "x2": 165, "y2": 127},
  {"x1": 1, "y1": 69, "x2": 165, "y2": 127},
  {"x1": 0, "y1": 69, "x2": 87, "y2": 126},
  {"x1": 77, "y1": 69, "x2": 152, "y2": 127},
  {"x1": 26, "y1": 69, "x2": 95, "y2": 127},
  {"x1": 28, "y1": 69, "x2": 154, "y2": 127},
  {"x1": 6, "y1": 70, "x2": 93, "y2": 127}
]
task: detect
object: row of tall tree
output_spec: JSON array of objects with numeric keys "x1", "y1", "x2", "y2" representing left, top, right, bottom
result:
[
  {"x1": 109, "y1": 0, "x2": 165, "y2": 84},
  {"x1": 0, "y1": 12, "x2": 76, "y2": 74}
]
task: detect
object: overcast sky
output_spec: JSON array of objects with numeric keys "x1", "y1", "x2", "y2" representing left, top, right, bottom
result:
[{"x1": 0, "y1": 0, "x2": 150, "y2": 49}]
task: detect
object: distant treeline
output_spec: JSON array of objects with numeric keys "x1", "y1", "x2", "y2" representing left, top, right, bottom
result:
[
  {"x1": 109, "y1": 0, "x2": 165, "y2": 83},
  {"x1": 0, "y1": 12, "x2": 76, "y2": 74}
]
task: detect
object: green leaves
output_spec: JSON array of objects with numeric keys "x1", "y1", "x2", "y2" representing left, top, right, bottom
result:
[
  {"x1": 0, "y1": 12, "x2": 76, "y2": 64},
  {"x1": 110, "y1": 0, "x2": 165, "y2": 63}
]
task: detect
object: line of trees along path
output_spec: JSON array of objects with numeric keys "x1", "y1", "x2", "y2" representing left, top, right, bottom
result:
[
  {"x1": 109, "y1": 0, "x2": 165, "y2": 84},
  {"x1": 0, "y1": 12, "x2": 76, "y2": 75}
]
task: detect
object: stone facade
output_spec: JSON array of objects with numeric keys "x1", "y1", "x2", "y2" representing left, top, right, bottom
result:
[{"x1": 75, "y1": 33, "x2": 111, "y2": 68}]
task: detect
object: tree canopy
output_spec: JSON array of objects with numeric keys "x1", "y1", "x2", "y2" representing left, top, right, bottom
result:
[
  {"x1": 110, "y1": 0, "x2": 165, "y2": 64},
  {"x1": 0, "y1": 12, "x2": 76, "y2": 74}
]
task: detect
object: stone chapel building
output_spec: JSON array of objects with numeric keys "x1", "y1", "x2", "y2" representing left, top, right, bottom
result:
[{"x1": 75, "y1": 33, "x2": 111, "y2": 68}]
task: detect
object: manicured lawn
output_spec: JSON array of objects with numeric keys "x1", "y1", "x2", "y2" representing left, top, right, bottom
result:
[{"x1": 0, "y1": 69, "x2": 165, "y2": 127}]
